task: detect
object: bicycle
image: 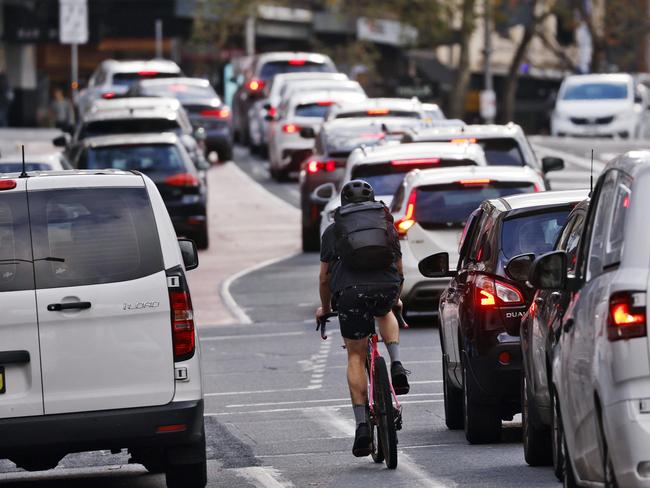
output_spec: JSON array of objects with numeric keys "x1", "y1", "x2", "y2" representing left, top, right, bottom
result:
[{"x1": 317, "y1": 306, "x2": 407, "y2": 469}]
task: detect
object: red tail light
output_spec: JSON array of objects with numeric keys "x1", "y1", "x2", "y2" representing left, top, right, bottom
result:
[
  {"x1": 608, "y1": 291, "x2": 646, "y2": 341},
  {"x1": 395, "y1": 190, "x2": 416, "y2": 238},
  {"x1": 201, "y1": 107, "x2": 231, "y2": 119},
  {"x1": 306, "y1": 160, "x2": 336, "y2": 174},
  {"x1": 288, "y1": 59, "x2": 306, "y2": 65},
  {"x1": 476, "y1": 275, "x2": 524, "y2": 307},
  {"x1": 391, "y1": 158, "x2": 440, "y2": 166},
  {"x1": 138, "y1": 70, "x2": 159, "y2": 76},
  {"x1": 450, "y1": 138, "x2": 478, "y2": 143},
  {"x1": 165, "y1": 173, "x2": 199, "y2": 187},
  {"x1": 282, "y1": 123, "x2": 300, "y2": 134},
  {"x1": 0, "y1": 180, "x2": 17, "y2": 190},
  {"x1": 267, "y1": 106, "x2": 277, "y2": 117},
  {"x1": 367, "y1": 108, "x2": 390, "y2": 115},
  {"x1": 156, "y1": 423, "x2": 187, "y2": 433},
  {"x1": 247, "y1": 79, "x2": 265, "y2": 93},
  {"x1": 533, "y1": 183, "x2": 542, "y2": 192},
  {"x1": 169, "y1": 289, "x2": 195, "y2": 361},
  {"x1": 101, "y1": 91, "x2": 116, "y2": 99},
  {"x1": 459, "y1": 179, "x2": 491, "y2": 186},
  {"x1": 318, "y1": 100, "x2": 335, "y2": 106}
]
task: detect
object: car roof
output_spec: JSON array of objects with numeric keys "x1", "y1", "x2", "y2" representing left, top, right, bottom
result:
[
  {"x1": 350, "y1": 142, "x2": 486, "y2": 166},
  {"x1": 490, "y1": 189, "x2": 589, "y2": 213},
  {"x1": 80, "y1": 132, "x2": 180, "y2": 148},
  {"x1": 562, "y1": 73, "x2": 633, "y2": 84},
  {"x1": 603, "y1": 150, "x2": 650, "y2": 177},
  {"x1": 100, "y1": 59, "x2": 182, "y2": 74},
  {"x1": 0, "y1": 169, "x2": 146, "y2": 189},
  {"x1": 323, "y1": 117, "x2": 423, "y2": 133},
  {"x1": 89, "y1": 96, "x2": 181, "y2": 113},
  {"x1": 284, "y1": 79, "x2": 361, "y2": 92},
  {"x1": 256, "y1": 51, "x2": 333, "y2": 65},
  {"x1": 273, "y1": 72, "x2": 347, "y2": 84},
  {"x1": 405, "y1": 123, "x2": 524, "y2": 142},
  {"x1": 137, "y1": 77, "x2": 211, "y2": 88},
  {"x1": 288, "y1": 90, "x2": 366, "y2": 107},
  {"x1": 330, "y1": 98, "x2": 422, "y2": 115},
  {"x1": 83, "y1": 106, "x2": 179, "y2": 122},
  {"x1": 403, "y1": 165, "x2": 541, "y2": 188}
]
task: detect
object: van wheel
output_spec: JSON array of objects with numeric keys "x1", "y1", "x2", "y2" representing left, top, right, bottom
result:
[
  {"x1": 462, "y1": 357, "x2": 501, "y2": 444},
  {"x1": 193, "y1": 226, "x2": 209, "y2": 250},
  {"x1": 522, "y1": 372, "x2": 552, "y2": 466},
  {"x1": 597, "y1": 408, "x2": 618, "y2": 488},
  {"x1": 443, "y1": 355, "x2": 463, "y2": 430},
  {"x1": 165, "y1": 429, "x2": 207, "y2": 488}
]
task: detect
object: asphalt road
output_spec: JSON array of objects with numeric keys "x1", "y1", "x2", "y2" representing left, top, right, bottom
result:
[{"x1": 1, "y1": 132, "x2": 648, "y2": 487}]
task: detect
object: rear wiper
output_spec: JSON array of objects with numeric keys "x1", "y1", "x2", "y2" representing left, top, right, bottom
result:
[
  {"x1": 0, "y1": 259, "x2": 32, "y2": 264},
  {"x1": 34, "y1": 257, "x2": 66, "y2": 263},
  {"x1": 0, "y1": 257, "x2": 65, "y2": 264}
]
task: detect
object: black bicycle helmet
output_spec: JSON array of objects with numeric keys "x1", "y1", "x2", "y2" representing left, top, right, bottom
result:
[{"x1": 340, "y1": 179, "x2": 375, "y2": 206}]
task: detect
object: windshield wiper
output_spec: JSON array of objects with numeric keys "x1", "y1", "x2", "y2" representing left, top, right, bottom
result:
[
  {"x1": 0, "y1": 257, "x2": 65, "y2": 265},
  {"x1": 34, "y1": 257, "x2": 66, "y2": 263}
]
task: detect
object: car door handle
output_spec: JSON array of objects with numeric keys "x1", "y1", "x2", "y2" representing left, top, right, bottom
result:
[
  {"x1": 563, "y1": 318, "x2": 575, "y2": 333},
  {"x1": 0, "y1": 350, "x2": 30, "y2": 364},
  {"x1": 47, "y1": 302, "x2": 92, "y2": 312}
]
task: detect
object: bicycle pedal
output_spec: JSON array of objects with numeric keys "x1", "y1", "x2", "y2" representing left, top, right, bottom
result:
[{"x1": 394, "y1": 409, "x2": 403, "y2": 431}]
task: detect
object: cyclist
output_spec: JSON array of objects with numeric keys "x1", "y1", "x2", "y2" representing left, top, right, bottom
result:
[{"x1": 316, "y1": 179, "x2": 409, "y2": 458}]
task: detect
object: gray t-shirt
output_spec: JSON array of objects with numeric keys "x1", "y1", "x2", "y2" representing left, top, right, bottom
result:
[{"x1": 320, "y1": 219, "x2": 402, "y2": 294}]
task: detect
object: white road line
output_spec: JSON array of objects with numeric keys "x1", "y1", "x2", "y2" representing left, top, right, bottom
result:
[
  {"x1": 399, "y1": 453, "x2": 454, "y2": 488},
  {"x1": 205, "y1": 386, "x2": 320, "y2": 397},
  {"x1": 233, "y1": 466, "x2": 294, "y2": 488},
  {"x1": 327, "y1": 359, "x2": 441, "y2": 369},
  {"x1": 201, "y1": 331, "x2": 305, "y2": 341},
  {"x1": 219, "y1": 251, "x2": 301, "y2": 325},
  {"x1": 226, "y1": 392, "x2": 442, "y2": 409},
  {"x1": 255, "y1": 443, "x2": 457, "y2": 459}
]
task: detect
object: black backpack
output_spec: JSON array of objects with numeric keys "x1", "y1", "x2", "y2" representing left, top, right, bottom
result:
[{"x1": 333, "y1": 201, "x2": 396, "y2": 270}]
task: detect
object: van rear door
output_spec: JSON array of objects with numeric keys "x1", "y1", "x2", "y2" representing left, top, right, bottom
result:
[
  {"x1": 28, "y1": 181, "x2": 175, "y2": 415},
  {"x1": 0, "y1": 179, "x2": 44, "y2": 418}
]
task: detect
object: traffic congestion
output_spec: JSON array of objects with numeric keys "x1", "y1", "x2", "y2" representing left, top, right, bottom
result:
[{"x1": 2, "y1": 2, "x2": 650, "y2": 487}]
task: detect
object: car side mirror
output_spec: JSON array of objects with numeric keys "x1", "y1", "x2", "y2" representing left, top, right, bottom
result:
[
  {"x1": 528, "y1": 251, "x2": 567, "y2": 290},
  {"x1": 52, "y1": 134, "x2": 70, "y2": 147},
  {"x1": 194, "y1": 127, "x2": 207, "y2": 141},
  {"x1": 178, "y1": 238, "x2": 199, "y2": 270},
  {"x1": 418, "y1": 252, "x2": 456, "y2": 278},
  {"x1": 300, "y1": 127, "x2": 316, "y2": 139},
  {"x1": 310, "y1": 183, "x2": 336, "y2": 205},
  {"x1": 542, "y1": 156, "x2": 564, "y2": 173},
  {"x1": 504, "y1": 253, "x2": 535, "y2": 282},
  {"x1": 263, "y1": 102, "x2": 271, "y2": 110}
]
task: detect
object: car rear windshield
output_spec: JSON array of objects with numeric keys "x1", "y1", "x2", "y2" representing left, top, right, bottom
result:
[
  {"x1": 415, "y1": 182, "x2": 536, "y2": 229},
  {"x1": 562, "y1": 82, "x2": 628, "y2": 100},
  {"x1": 335, "y1": 110, "x2": 420, "y2": 119},
  {"x1": 294, "y1": 103, "x2": 331, "y2": 118},
  {"x1": 259, "y1": 61, "x2": 333, "y2": 80},
  {"x1": 326, "y1": 129, "x2": 385, "y2": 154},
  {"x1": 29, "y1": 188, "x2": 164, "y2": 289},
  {"x1": 0, "y1": 192, "x2": 35, "y2": 292},
  {"x1": 78, "y1": 144, "x2": 187, "y2": 175},
  {"x1": 141, "y1": 83, "x2": 219, "y2": 103},
  {"x1": 80, "y1": 119, "x2": 181, "y2": 139},
  {"x1": 501, "y1": 210, "x2": 570, "y2": 259},
  {"x1": 351, "y1": 160, "x2": 476, "y2": 196},
  {"x1": 477, "y1": 138, "x2": 525, "y2": 166},
  {"x1": 113, "y1": 72, "x2": 180, "y2": 88},
  {"x1": 0, "y1": 163, "x2": 52, "y2": 172}
]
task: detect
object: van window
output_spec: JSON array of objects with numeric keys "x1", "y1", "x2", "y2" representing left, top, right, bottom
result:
[
  {"x1": 0, "y1": 193, "x2": 34, "y2": 292},
  {"x1": 605, "y1": 176, "x2": 631, "y2": 268},
  {"x1": 587, "y1": 171, "x2": 617, "y2": 280},
  {"x1": 29, "y1": 188, "x2": 164, "y2": 289}
]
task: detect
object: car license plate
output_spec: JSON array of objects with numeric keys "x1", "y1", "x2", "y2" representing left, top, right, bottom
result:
[{"x1": 0, "y1": 367, "x2": 5, "y2": 394}]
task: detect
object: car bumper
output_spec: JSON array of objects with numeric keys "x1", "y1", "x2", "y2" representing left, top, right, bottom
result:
[
  {"x1": 552, "y1": 117, "x2": 634, "y2": 137},
  {"x1": 0, "y1": 400, "x2": 204, "y2": 456},
  {"x1": 167, "y1": 200, "x2": 207, "y2": 236}
]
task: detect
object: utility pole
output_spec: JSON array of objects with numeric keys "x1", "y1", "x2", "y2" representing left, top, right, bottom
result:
[
  {"x1": 481, "y1": 0, "x2": 496, "y2": 123},
  {"x1": 155, "y1": 19, "x2": 163, "y2": 59}
]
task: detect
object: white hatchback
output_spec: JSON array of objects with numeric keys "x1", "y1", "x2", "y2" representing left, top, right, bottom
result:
[{"x1": 0, "y1": 170, "x2": 206, "y2": 487}]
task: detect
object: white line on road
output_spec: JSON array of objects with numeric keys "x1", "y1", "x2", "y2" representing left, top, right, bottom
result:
[
  {"x1": 204, "y1": 386, "x2": 321, "y2": 397},
  {"x1": 233, "y1": 466, "x2": 294, "y2": 488},
  {"x1": 399, "y1": 453, "x2": 455, "y2": 488},
  {"x1": 226, "y1": 392, "x2": 442, "y2": 409},
  {"x1": 220, "y1": 250, "x2": 301, "y2": 325},
  {"x1": 201, "y1": 331, "x2": 305, "y2": 341}
]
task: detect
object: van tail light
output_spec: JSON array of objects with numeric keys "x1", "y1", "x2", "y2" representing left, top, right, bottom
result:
[
  {"x1": 476, "y1": 275, "x2": 524, "y2": 307},
  {"x1": 165, "y1": 173, "x2": 199, "y2": 187},
  {"x1": 282, "y1": 123, "x2": 300, "y2": 134},
  {"x1": 169, "y1": 288, "x2": 195, "y2": 362},
  {"x1": 201, "y1": 107, "x2": 230, "y2": 119},
  {"x1": 306, "y1": 160, "x2": 336, "y2": 174},
  {"x1": 247, "y1": 79, "x2": 265, "y2": 93},
  {"x1": 101, "y1": 91, "x2": 116, "y2": 99},
  {"x1": 395, "y1": 190, "x2": 416, "y2": 239},
  {"x1": 608, "y1": 291, "x2": 647, "y2": 341}
]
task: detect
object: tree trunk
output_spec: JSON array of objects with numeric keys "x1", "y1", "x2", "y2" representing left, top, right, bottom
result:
[{"x1": 449, "y1": 0, "x2": 476, "y2": 119}]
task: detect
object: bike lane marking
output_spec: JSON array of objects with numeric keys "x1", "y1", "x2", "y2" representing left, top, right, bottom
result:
[{"x1": 233, "y1": 466, "x2": 294, "y2": 488}]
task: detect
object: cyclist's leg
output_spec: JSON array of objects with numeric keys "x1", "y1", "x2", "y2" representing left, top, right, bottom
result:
[
  {"x1": 344, "y1": 337, "x2": 368, "y2": 407},
  {"x1": 374, "y1": 287, "x2": 410, "y2": 395}
]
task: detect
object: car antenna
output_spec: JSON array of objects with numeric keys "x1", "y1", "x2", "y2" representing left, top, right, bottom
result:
[
  {"x1": 19, "y1": 144, "x2": 28, "y2": 178},
  {"x1": 589, "y1": 149, "x2": 594, "y2": 196}
]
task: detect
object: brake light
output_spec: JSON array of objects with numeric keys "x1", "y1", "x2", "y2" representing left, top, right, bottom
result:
[
  {"x1": 101, "y1": 91, "x2": 116, "y2": 99},
  {"x1": 156, "y1": 424, "x2": 187, "y2": 433},
  {"x1": 306, "y1": 160, "x2": 336, "y2": 174},
  {"x1": 533, "y1": 183, "x2": 542, "y2": 192},
  {"x1": 165, "y1": 173, "x2": 199, "y2": 187},
  {"x1": 201, "y1": 107, "x2": 231, "y2": 119},
  {"x1": 247, "y1": 79, "x2": 265, "y2": 93},
  {"x1": 138, "y1": 70, "x2": 159, "y2": 76},
  {"x1": 451, "y1": 138, "x2": 477, "y2": 143},
  {"x1": 476, "y1": 275, "x2": 524, "y2": 307},
  {"x1": 608, "y1": 291, "x2": 646, "y2": 341},
  {"x1": 395, "y1": 190, "x2": 416, "y2": 238},
  {"x1": 283, "y1": 123, "x2": 300, "y2": 134},
  {"x1": 459, "y1": 179, "x2": 491, "y2": 186},
  {"x1": 267, "y1": 106, "x2": 277, "y2": 117},
  {"x1": 0, "y1": 180, "x2": 17, "y2": 190},
  {"x1": 495, "y1": 281, "x2": 524, "y2": 304},
  {"x1": 367, "y1": 108, "x2": 390, "y2": 115},
  {"x1": 169, "y1": 289, "x2": 195, "y2": 361},
  {"x1": 391, "y1": 158, "x2": 440, "y2": 166},
  {"x1": 318, "y1": 100, "x2": 335, "y2": 106},
  {"x1": 288, "y1": 59, "x2": 306, "y2": 65}
]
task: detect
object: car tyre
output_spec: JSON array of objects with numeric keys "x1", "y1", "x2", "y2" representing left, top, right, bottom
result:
[
  {"x1": 442, "y1": 355, "x2": 463, "y2": 430},
  {"x1": 551, "y1": 388, "x2": 565, "y2": 481},
  {"x1": 597, "y1": 407, "x2": 618, "y2": 488},
  {"x1": 522, "y1": 372, "x2": 552, "y2": 466},
  {"x1": 462, "y1": 356, "x2": 501, "y2": 444},
  {"x1": 271, "y1": 167, "x2": 289, "y2": 182},
  {"x1": 219, "y1": 146, "x2": 233, "y2": 162},
  {"x1": 193, "y1": 225, "x2": 209, "y2": 250}
]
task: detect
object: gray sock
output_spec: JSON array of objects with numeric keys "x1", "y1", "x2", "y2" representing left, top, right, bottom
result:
[
  {"x1": 353, "y1": 404, "x2": 367, "y2": 426},
  {"x1": 385, "y1": 342, "x2": 400, "y2": 364}
]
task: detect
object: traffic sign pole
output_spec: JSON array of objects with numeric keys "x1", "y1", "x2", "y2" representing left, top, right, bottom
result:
[{"x1": 71, "y1": 43, "x2": 78, "y2": 98}]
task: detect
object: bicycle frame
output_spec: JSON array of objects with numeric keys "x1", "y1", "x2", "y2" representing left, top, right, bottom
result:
[{"x1": 367, "y1": 333, "x2": 401, "y2": 418}]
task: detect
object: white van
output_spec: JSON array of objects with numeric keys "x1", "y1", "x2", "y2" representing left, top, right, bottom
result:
[
  {"x1": 551, "y1": 73, "x2": 650, "y2": 138},
  {"x1": 0, "y1": 170, "x2": 206, "y2": 488}
]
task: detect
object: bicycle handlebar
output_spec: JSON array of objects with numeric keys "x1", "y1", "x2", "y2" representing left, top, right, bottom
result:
[{"x1": 316, "y1": 304, "x2": 408, "y2": 340}]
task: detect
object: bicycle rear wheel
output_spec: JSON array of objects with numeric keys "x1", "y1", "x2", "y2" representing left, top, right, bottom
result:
[
  {"x1": 373, "y1": 356, "x2": 398, "y2": 469},
  {"x1": 370, "y1": 422, "x2": 384, "y2": 463}
]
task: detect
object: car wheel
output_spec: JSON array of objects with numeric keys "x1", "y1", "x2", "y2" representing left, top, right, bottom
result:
[
  {"x1": 522, "y1": 372, "x2": 552, "y2": 466},
  {"x1": 193, "y1": 225, "x2": 209, "y2": 250},
  {"x1": 302, "y1": 222, "x2": 320, "y2": 252},
  {"x1": 271, "y1": 167, "x2": 289, "y2": 182},
  {"x1": 442, "y1": 355, "x2": 463, "y2": 430},
  {"x1": 219, "y1": 145, "x2": 233, "y2": 162},
  {"x1": 462, "y1": 356, "x2": 501, "y2": 444},
  {"x1": 551, "y1": 388, "x2": 565, "y2": 481},
  {"x1": 165, "y1": 427, "x2": 207, "y2": 488},
  {"x1": 562, "y1": 431, "x2": 578, "y2": 488},
  {"x1": 597, "y1": 408, "x2": 618, "y2": 488}
]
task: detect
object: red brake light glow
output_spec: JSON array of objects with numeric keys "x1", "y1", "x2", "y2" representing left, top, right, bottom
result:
[
  {"x1": 288, "y1": 59, "x2": 306, "y2": 65},
  {"x1": 367, "y1": 108, "x2": 390, "y2": 115},
  {"x1": 267, "y1": 106, "x2": 277, "y2": 117},
  {"x1": 306, "y1": 160, "x2": 336, "y2": 174},
  {"x1": 0, "y1": 180, "x2": 17, "y2": 190},
  {"x1": 156, "y1": 424, "x2": 187, "y2": 433},
  {"x1": 169, "y1": 84, "x2": 187, "y2": 92},
  {"x1": 169, "y1": 289, "x2": 195, "y2": 361},
  {"x1": 608, "y1": 291, "x2": 646, "y2": 341},
  {"x1": 391, "y1": 158, "x2": 440, "y2": 166},
  {"x1": 201, "y1": 108, "x2": 231, "y2": 119},
  {"x1": 451, "y1": 138, "x2": 477, "y2": 143},
  {"x1": 476, "y1": 275, "x2": 523, "y2": 307},
  {"x1": 395, "y1": 190, "x2": 416, "y2": 238},
  {"x1": 318, "y1": 101, "x2": 335, "y2": 106},
  {"x1": 459, "y1": 179, "x2": 491, "y2": 186},
  {"x1": 282, "y1": 123, "x2": 300, "y2": 134},
  {"x1": 247, "y1": 79, "x2": 265, "y2": 92},
  {"x1": 101, "y1": 91, "x2": 116, "y2": 99},
  {"x1": 165, "y1": 173, "x2": 199, "y2": 187},
  {"x1": 138, "y1": 70, "x2": 159, "y2": 76}
]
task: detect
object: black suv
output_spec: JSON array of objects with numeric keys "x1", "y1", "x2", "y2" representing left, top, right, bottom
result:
[{"x1": 419, "y1": 189, "x2": 588, "y2": 444}]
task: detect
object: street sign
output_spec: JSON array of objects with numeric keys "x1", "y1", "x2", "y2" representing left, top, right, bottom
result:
[
  {"x1": 480, "y1": 89, "x2": 497, "y2": 121},
  {"x1": 59, "y1": 0, "x2": 88, "y2": 45}
]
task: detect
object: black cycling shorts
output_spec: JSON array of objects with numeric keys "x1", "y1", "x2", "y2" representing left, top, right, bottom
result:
[{"x1": 333, "y1": 284, "x2": 400, "y2": 340}]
